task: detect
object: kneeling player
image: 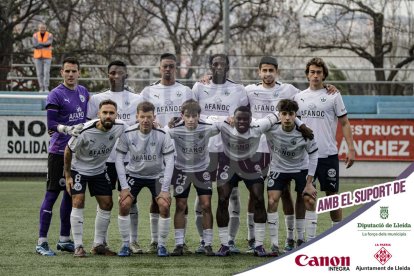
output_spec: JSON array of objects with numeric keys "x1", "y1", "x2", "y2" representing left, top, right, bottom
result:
[
  {"x1": 214, "y1": 106, "x2": 279, "y2": 257},
  {"x1": 168, "y1": 99, "x2": 221, "y2": 256},
  {"x1": 115, "y1": 101, "x2": 174, "y2": 257},
  {"x1": 265, "y1": 99, "x2": 318, "y2": 256},
  {"x1": 64, "y1": 99, "x2": 126, "y2": 257}
]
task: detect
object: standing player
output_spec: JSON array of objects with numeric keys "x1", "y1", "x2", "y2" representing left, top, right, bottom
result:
[
  {"x1": 245, "y1": 56, "x2": 338, "y2": 253},
  {"x1": 167, "y1": 99, "x2": 220, "y2": 257},
  {"x1": 192, "y1": 53, "x2": 248, "y2": 254},
  {"x1": 245, "y1": 56, "x2": 298, "y2": 253},
  {"x1": 294, "y1": 57, "x2": 355, "y2": 233},
  {"x1": 64, "y1": 99, "x2": 126, "y2": 257},
  {"x1": 87, "y1": 60, "x2": 143, "y2": 254},
  {"x1": 140, "y1": 53, "x2": 194, "y2": 253},
  {"x1": 36, "y1": 57, "x2": 89, "y2": 256},
  {"x1": 265, "y1": 99, "x2": 318, "y2": 256}
]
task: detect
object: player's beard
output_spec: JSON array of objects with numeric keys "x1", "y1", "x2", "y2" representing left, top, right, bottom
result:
[{"x1": 101, "y1": 118, "x2": 114, "y2": 130}]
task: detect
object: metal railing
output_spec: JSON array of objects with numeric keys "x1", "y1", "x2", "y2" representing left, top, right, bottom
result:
[{"x1": 5, "y1": 63, "x2": 414, "y2": 94}]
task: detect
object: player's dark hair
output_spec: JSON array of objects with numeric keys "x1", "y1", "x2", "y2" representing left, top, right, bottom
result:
[
  {"x1": 234, "y1": 105, "x2": 252, "y2": 116},
  {"x1": 62, "y1": 57, "x2": 80, "y2": 70},
  {"x1": 181, "y1": 99, "x2": 201, "y2": 115},
  {"x1": 99, "y1": 99, "x2": 117, "y2": 110},
  {"x1": 277, "y1": 99, "x2": 298, "y2": 113},
  {"x1": 160, "y1": 53, "x2": 177, "y2": 62},
  {"x1": 259, "y1": 56, "x2": 278, "y2": 70},
  {"x1": 209, "y1": 54, "x2": 230, "y2": 67},
  {"x1": 108, "y1": 60, "x2": 127, "y2": 72},
  {"x1": 137, "y1": 101, "x2": 155, "y2": 113},
  {"x1": 305, "y1": 57, "x2": 329, "y2": 80}
]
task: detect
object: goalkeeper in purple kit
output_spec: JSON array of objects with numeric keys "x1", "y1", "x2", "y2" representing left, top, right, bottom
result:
[{"x1": 36, "y1": 57, "x2": 89, "y2": 256}]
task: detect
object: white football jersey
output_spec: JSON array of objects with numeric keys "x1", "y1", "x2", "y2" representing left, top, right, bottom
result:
[
  {"x1": 116, "y1": 124, "x2": 175, "y2": 179},
  {"x1": 294, "y1": 88, "x2": 347, "y2": 158},
  {"x1": 167, "y1": 122, "x2": 220, "y2": 172},
  {"x1": 86, "y1": 89, "x2": 143, "y2": 162},
  {"x1": 246, "y1": 82, "x2": 300, "y2": 153},
  {"x1": 266, "y1": 123, "x2": 318, "y2": 173},
  {"x1": 68, "y1": 119, "x2": 127, "y2": 176},
  {"x1": 140, "y1": 81, "x2": 195, "y2": 127},
  {"x1": 193, "y1": 79, "x2": 249, "y2": 153},
  {"x1": 219, "y1": 116, "x2": 276, "y2": 161}
]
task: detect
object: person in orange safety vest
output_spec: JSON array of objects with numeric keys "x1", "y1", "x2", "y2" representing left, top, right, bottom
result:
[{"x1": 33, "y1": 23, "x2": 53, "y2": 92}]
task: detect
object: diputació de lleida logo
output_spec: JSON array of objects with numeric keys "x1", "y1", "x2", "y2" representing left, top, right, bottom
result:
[{"x1": 380, "y1": 206, "x2": 389, "y2": 219}]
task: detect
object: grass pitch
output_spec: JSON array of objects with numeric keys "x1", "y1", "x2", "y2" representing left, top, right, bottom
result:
[{"x1": 0, "y1": 178, "x2": 383, "y2": 275}]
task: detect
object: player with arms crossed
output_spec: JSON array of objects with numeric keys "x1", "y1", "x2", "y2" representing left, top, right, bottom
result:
[
  {"x1": 36, "y1": 57, "x2": 88, "y2": 256},
  {"x1": 64, "y1": 99, "x2": 126, "y2": 257},
  {"x1": 265, "y1": 99, "x2": 318, "y2": 256},
  {"x1": 140, "y1": 53, "x2": 194, "y2": 253},
  {"x1": 294, "y1": 57, "x2": 355, "y2": 232},
  {"x1": 167, "y1": 99, "x2": 221, "y2": 256},
  {"x1": 115, "y1": 101, "x2": 174, "y2": 257},
  {"x1": 87, "y1": 60, "x2": 143, "y2": 253}
]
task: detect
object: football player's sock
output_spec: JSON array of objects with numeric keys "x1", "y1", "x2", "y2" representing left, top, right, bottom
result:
[
  {"x1": 150, "y1": 213, "x2": 159, "y2": 243},
  {"x1": 71, "y1": 207, "x2": 84, "y2": 248},
  {"x1": 267, "y1": 212, "x2": 279, "y2": 246},
  {"x1": 285, "y1": 214, "x2": 295, "y2": 240},
  {"x1": 194, "y1": 197, "x2": 204, "y2": 241},
  {"x1": 39, "y1": 191, "x2": 59, "y2": 239},
  {"x1": 118, "y1": 215, "x2": 130, "y2": 247},
  {"x1": 228, "y1": 187, "x2": 240, "y2": 241},
  {"x1": 306, "y1": 211, "x2": 318, "y2": 241},
  {"x1": 174, "y1": 228, "x2": 185, "y2": 246},
  {"x1": 203, "y1": 229, "x2": 213, "y2": 246},
  {"x1": 94, "y1": 207, "x2": 111, "y2": 246},
  {"x1": 60, "y1": 190, "x2": 72, "y2": 237},
  {"x1": 296, "y1": 218, "x2": 305, "y2": 241},
  {"x1": 254, "y1": 223, "x2": 266, "y2": 247},
  {"x1": 129, "y1": 204, "x2": 138, "y2": 243},
  {"x1": 158, "y1": 217, "x2": 171, "y2": 247},
  {"x1": 218, "y1": 227, "x2": 229, "y2": 246}
]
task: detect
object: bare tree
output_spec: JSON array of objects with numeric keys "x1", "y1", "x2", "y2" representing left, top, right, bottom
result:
[
  {"x1": 0, "y1": 0, "x2": 46, "y2": 90},
  {"x1": 299, "y1": 0, "x2": 414, "y2": 95},
  {"x1": 89, "y1": 0, "x2": 156, "y2": 65},
  {"x1": 136, "y1": 0, "x2": 279, "y2": 79},
  {"x1": 46, "y1": 0, "x2": 82, "y2": 64}
]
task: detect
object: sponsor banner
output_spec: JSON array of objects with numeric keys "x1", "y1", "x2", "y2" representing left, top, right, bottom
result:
[
  {"x1": 337, "y1": 119, "x2": 414, "y2": 161},
  {"x1": 0, "y1": 116, "x2": 49, "y2": 158},
  {"x1": 237, "y1": 163, "x2": 414, "y2": 275}
]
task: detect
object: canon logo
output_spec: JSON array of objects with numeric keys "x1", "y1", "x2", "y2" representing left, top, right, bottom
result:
[{"x1": 295, "y1": 254, "x2": 351, "y2": 267}]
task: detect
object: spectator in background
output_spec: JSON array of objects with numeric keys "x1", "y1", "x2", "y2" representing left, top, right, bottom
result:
[{"x1": 33, "y1": 23, "x2": 53, "y2": 92}]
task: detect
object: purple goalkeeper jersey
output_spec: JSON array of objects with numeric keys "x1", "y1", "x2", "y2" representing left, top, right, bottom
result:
[{"x1": 46, "y1": 83, "x2": 89, "y2": 154}]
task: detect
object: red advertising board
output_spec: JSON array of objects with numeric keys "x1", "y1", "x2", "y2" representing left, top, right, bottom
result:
[{"x1": 336, "y1": 119, "x2": 414, "y2": 161}]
